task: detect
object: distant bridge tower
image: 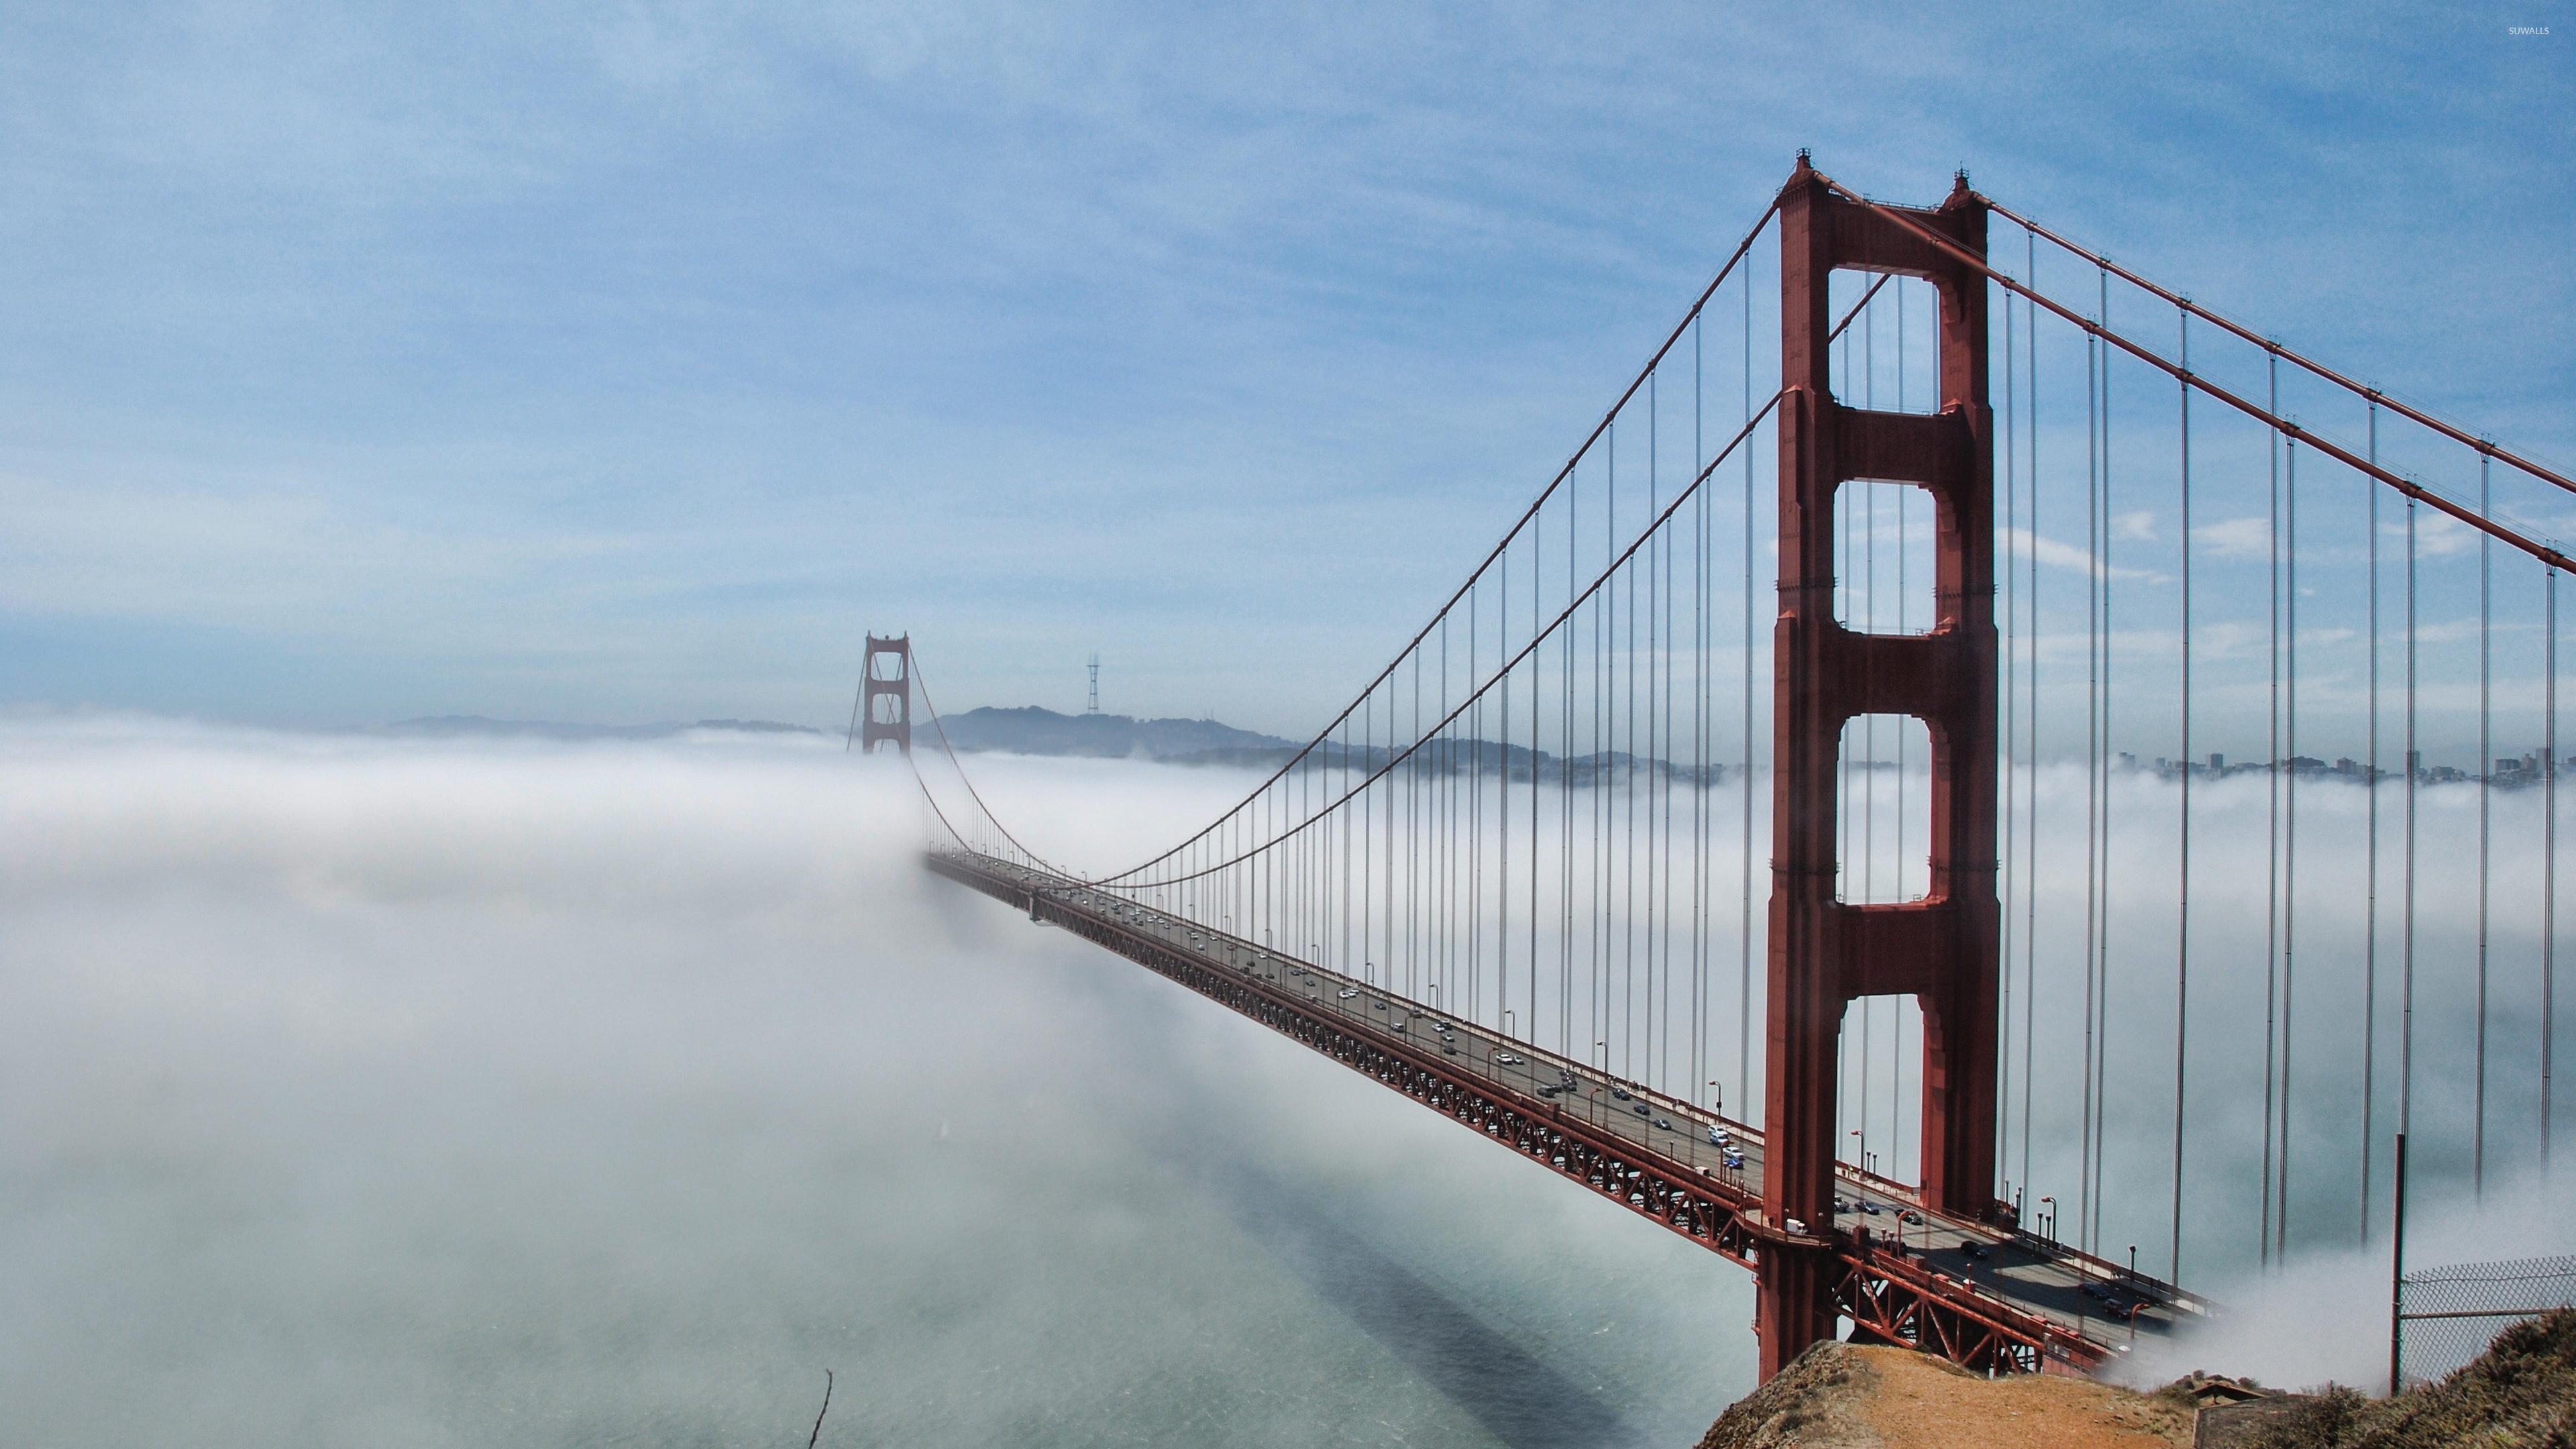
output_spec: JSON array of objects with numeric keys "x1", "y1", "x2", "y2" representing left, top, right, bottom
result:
[
  {"x1": 1087, "y1": 653, "x2": 1101, "y2": 714},
  {"x1": 860, "y1": 634, "x2": 913, "y2": 755},
  {"x1": 1761, "y1": 157, "x2": 1998, "y2": 1379}
]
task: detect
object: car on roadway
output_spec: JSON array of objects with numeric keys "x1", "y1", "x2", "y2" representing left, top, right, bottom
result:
[
  {"x1": 1338, "y1": 988, "x2": 1359, "y2": 1000},
  {"x1": 1707, "y1": 1126, "x2": 1729, "y2": 1146}
]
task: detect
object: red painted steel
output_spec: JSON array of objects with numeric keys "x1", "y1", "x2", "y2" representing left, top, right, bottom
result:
[
  {"x1": 1762, "y1": 157, "x2": 2000, "y2": 1381},
  {"x1": 1824, "y1": 175, "x2": 2575, "y2": 575},
  {"x1": 861, "y1": 634, "x2": 913, "y2": 755},
  {"x1": 928, "y1": 847, "x2": 2109, "y2": 1379}
]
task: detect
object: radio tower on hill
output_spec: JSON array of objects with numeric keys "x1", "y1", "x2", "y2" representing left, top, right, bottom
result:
[{"x1": 1087, "y1": 653, "x2": 1101, "y2": 714}]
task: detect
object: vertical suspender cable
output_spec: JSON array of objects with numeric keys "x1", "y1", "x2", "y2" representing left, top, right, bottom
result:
[
  {"x1": 1565, "y1": 457, "x2": 1577, "y2": 1057},
  {"x1": 2000, "y1": 278, "x2": 2019, "y2": 1191},
  {"x1": 1664, "y1": 374, "x2": 1679, "y2": 1093},
  {"x1": 2273, "y1": 349, "x2": 2296, "y2": 1263},
  {"x1": 2548, "y1": 564, "x2": 2561, "y2": 1167},
  {"x1": 2083, "y1": 288, "x2": 2102, "y2": 1250},
  {"x1": 2476, "y1": 453, "x2": 2491, "y2": 1199},
  {"x1": 1693, "y1": 318, "x2": 1706, "y2": 1091},
  {"x1": 1651, "y1": 372, "x2": 1664, "y2": 1087},
  {"x1": 2402, "y1": 419, "x2": 2419, "y2": 1154},
  {"x1": 2363, "y1": 402, "x2": 2382, "y2": 1242},
  {"x1": 2094, "y1": 278, "x2": 2116, "y2": 1252},
  {"x1": 1625, "y1": 406, "x2": 1638, "y2": 1081},
  {"x1": 2260, "y1": 341, "x2": 2278, "y2": 1265},
  {"x1": 2025, "y1": 229, "x2": 2041, "y2": 1210},
  {"x1": 1897, "y1": 279, "x2": 1911, "y2": 1165},
  {"x1": 2283, "y1": 433, "x2": 2301, "y2": 1263},
  {"x1": 1642, "y1": 379, "x2": 1656, "y2": 1083},
  {"x1": 1863, "y1": 296, "x2": 1878, "y2": 1168},
  {"x1": 1741, "y1": 254, "x2": 1756, "y2": 1120},
  {"x1": 1597, "y1": 434, "x2": 1609, "y2": 1070},
  {"x1": 1514, "y1": 453, "x2": 1535, "y2": 1036},
  {"x1": 2176, "y1": 301, "x2": 2196, "y2": 1273},
  {"x1": 1896, "y1": 281, "x2": 1910, "y2": 1165},
  {"x1": 1667, "y1": 374, "x2": 1679, "y2": 1095}
]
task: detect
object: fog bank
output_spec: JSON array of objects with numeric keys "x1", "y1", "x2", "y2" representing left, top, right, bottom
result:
[{"x1": 0, "y1": 716, "x2": 1750, "y2": 1448}]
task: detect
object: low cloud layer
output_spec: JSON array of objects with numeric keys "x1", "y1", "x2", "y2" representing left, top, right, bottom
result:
[{"x1": 0, "y1": 716, "x2": 1748, "y2": 1448}]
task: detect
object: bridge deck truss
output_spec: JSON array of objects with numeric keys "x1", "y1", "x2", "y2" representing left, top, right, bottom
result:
[{"x1": 929, "y1": 847, "x2": 2206, "y2": 1379}]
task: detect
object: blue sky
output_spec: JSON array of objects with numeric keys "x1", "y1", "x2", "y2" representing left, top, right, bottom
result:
[{"x1": 1, "y1": 1, "x2": 2566, "y2": 737}]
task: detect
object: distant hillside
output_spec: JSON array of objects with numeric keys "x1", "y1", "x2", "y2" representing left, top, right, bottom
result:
[
  {"x1": 932, "y1": 708, "x2": 1743, "y2": 784},
  {"x1": 382, "y1": 716, "x2": 823, "y2": 741},
  {"x1": 932, "y1": 706, "x2": 1294, "y2": 759}
]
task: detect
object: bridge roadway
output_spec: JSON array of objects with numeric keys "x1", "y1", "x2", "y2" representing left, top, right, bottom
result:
[{"x1": 929, "y1": 847, "x2": 2214, "y2": 1377}]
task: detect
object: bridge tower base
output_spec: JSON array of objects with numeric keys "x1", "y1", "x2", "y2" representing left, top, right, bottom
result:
[{"x1": 1758, "y1": 157, "x2": 1998, "y2": 1381}]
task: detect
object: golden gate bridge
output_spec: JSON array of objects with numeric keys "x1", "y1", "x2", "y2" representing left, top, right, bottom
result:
[{"x1": 864, "y1": 155, "x2": 2573, "y2": 1384}]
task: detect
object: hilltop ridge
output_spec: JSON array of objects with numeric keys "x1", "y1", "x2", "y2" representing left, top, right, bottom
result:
[{"x1": 930, "y1": 705, "x2": 1294, "y2": 759}]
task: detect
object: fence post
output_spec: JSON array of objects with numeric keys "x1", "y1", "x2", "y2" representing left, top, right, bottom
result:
[{"x1": 2390, "y1": 1131, "x2": 2409, "y2": 1396}]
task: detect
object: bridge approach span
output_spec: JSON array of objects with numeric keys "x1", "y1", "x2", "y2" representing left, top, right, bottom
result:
[{"x1": 930, "y1": 845, "x2": 2209, "y2": 1377}]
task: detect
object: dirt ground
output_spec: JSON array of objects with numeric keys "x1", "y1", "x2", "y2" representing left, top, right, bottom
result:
[{"x1": 1696, "y1": 1342, "x2": 2196, "y2": 1449}]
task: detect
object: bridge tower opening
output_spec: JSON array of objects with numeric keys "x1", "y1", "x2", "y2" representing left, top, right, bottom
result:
[
  {"x1": 861, "y1": 634, "x2": 914, "y2": 755},
  {"x1": 1761, "y1": 157, "x2": 1998, "y2": 1379}
]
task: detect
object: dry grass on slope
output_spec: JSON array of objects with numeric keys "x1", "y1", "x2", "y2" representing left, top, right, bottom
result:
[
  {"x1": 1694, "y1": 1341, "x2": 2192, "y2": 1449},
  {"x1": 2228, "y1": 1307, "x2": 2576, "y2": 1448}
]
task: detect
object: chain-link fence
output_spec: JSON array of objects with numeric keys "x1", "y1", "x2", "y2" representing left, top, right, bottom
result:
[{"x1": 2398, "y1": 1254, "x2": 2576, "y2": 1387}]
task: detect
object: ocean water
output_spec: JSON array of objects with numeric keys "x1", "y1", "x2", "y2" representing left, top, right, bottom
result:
[{"x1": 0, "y1": 721, "x2": 1756, "y2": 1448}]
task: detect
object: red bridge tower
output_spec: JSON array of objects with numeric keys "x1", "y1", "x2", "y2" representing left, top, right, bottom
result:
[
  {"x1": 860, "y1": 634, "x2": 914, "y2": 755},
  {"x1": 1760, "y1": 158, "x2": 1999, "y2": 1379}
]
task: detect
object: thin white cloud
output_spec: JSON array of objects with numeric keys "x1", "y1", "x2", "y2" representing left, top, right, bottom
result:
[
  {"x1": 2192, "y1": 515, "x2": 2270, "y2": 558},
  {"x1": 2382, "y1": 511, "x2": 2482, "y2": 558},
  {"x1": 2004, "y1": 527, "x2": 2164, "y2": 582}
]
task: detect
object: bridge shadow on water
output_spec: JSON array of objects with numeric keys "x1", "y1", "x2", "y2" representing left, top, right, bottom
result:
[{"x1": 1194, "y1": 1156, "x2": 1654, "y2": 1449}]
